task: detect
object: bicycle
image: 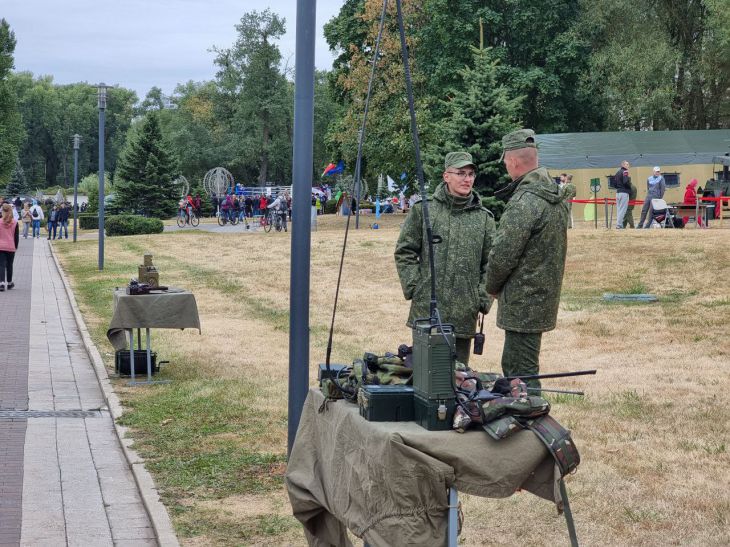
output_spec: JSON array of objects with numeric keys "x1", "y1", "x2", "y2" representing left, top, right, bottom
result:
[
  {"x1": 177, "y1": 209, "x2": 199, "y2": 228},
  {"x1": 217, "y1": 209, "x2": 239, "y2": 226},
  {"x1": 264, "y1": 210, "x2": 284, "y2": 233}
]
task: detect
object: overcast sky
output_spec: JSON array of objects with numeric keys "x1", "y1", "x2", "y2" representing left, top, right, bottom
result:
[{"x1": 3, "y1": 0, "x2": 343, "y2": 100}]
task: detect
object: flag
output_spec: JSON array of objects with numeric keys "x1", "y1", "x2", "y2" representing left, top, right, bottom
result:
[
  {"x1": 375, "y1": 197, "x2": 381, "y2": 218},
  {"x1": 322, "y1": 160, "x2": 345, "y2": 177},
  {"x1": 387, "y1": 175, "x2": 396, "y2": 192}
]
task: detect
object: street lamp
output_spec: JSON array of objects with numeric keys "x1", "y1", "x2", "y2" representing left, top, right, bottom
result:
[
  {"x1": 97, "y1": 83, "x2": 110, "y2": 270},
  {"x1": 72, "y1": 134, "x2": 81, "y2": 242}
]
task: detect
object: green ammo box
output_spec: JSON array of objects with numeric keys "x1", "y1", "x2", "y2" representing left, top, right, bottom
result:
[
  {"x1": 412, "y1": 319, "x2": 455, "y2": 400},
  {"x1": 414, "y1": 392, "x2": 455, "y2": 431},
  {"x1": 359, "y1": 385, "x2": 415, "y2": 422}
]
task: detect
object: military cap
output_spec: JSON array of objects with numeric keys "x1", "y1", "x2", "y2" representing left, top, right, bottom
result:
[
  {"x1": 500, "y1": 129, "x2": 537, "y2": 160},
  {"x1": 444, "y1": 151, "x2": 475, "y2": 170}
]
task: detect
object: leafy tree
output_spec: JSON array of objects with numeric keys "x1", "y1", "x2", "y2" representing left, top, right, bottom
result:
[
  {"x1": 0, "y1": 19, "x2": 23, "y2": 186},
  {"x1": 214, "y1": 9, "x2": 292, "y2": 184},
  {"x1": 427, "y1": 46, "x2": 523, "y2": 198},
  {"x1": 5, "y1": 159, "x2": 28, "y2": 196},
  {"x1": 114, "y1": 113, "x2": 179, "y2": 218},
  {"x1": 326, "y1": 0, "x2": 431, "y2": 185}
]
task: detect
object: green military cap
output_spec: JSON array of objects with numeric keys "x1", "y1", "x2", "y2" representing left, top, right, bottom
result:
[
  {"x1": 444, "y1": 151, "x2": 475, "y2": 170},
  {"x1": 500, "y1": 128, "x2": 537, "y2": 160}
]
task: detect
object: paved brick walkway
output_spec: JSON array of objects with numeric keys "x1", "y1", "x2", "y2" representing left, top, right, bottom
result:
[{"x1": 0, "y1": 239, "x2": 157, "y2": 546}]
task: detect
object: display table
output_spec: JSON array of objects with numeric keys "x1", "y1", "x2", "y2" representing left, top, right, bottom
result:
[
  {"x1": 286, "y1": 389, "x2": 562, "y2": 547},
  {"x1": 106, "y1": 288, "x2": 201, "y2": 383}
]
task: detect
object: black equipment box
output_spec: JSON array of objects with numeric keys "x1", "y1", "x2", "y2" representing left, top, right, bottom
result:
[
  {"x1": 115, "y1": 350, "x2": 158, "y2": 376},
  {"x1": 318, "y1": 364, "x2": 348, "y2": 384},
  {"x1": 359, "y1": 385, "x2": 414, "y2": 422},
  {"x1": 414, "y1": 392, "x2": 455, "y2": 431}
]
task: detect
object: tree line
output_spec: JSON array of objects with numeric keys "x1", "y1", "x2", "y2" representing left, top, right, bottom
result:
[{"x1": 1, "y1": 1, "x2": 729, "y2": 211}]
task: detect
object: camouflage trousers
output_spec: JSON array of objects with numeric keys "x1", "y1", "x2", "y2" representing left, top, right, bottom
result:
[
  {"x1": 501, "y1": 331, "x2": 542, "y2": 394},
  {"x1": 456, "y1": 338, "x2": 472, "y2": 366},
  {"x1": 623, "y1": 207, "x2": 635, "y2": 228}
]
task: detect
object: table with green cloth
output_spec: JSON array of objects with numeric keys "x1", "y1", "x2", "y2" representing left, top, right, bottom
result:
[
  {"x1": 286, "y1": 389, "x2": 562, "y2": 547},
  {"x1": 106, "y1": 288, "x2": 201, "y2": 352}
]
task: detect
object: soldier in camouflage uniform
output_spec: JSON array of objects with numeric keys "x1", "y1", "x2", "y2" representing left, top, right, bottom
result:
[
  {"x1": 395, "y1": 152, "x2": 496, "y2": 365},
  {"x1": 486, "y1": 130, "x2": 569, "y2": 393}
]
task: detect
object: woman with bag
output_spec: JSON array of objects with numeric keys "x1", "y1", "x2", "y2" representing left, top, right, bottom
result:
[
  {"x1": 21, "y1": 202, "x2": 32, "y2": 238},
  {"x1": 0, "y1": 203, "x2": 19, "y2": 291}
]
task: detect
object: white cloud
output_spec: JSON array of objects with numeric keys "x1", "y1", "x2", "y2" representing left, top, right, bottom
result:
[{"x1": 4, "y1": 0, "x2": 342, "y2": 99}]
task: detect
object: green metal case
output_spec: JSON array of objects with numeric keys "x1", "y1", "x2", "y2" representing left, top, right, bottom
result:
[
  {"x1": 359, "y1": 385, "x2": 415, "y2": 422},
  {"x1": 412, "y1": 319, "x2": 455, "y2": 400},
  {"x1": 413, "y1": 392, "x2": 455, "y2": 431}
]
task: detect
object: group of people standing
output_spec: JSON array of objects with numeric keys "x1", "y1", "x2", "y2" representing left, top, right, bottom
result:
[
  {"x1": 614, "y1": 162, "x2": 668, "y2": 229},
  {"x1": 0, "y1": 197, "x2": 72, "y2": 240},
  {"x1": 395, "y1": 129, "x2": 568, "y2": 393}
]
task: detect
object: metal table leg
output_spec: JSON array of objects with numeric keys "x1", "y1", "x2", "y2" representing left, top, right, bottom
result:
[
  {"x1": 128, "y1": 328, "x2": 170, "y2": 386},
  {"x1": 129, "y1": 329, "x2": 136, "y2": 383},
  {"x1": 559, "y1": 478, "x2": 579, "y2": 547},
  {"x1": 448, "y1": 487, "x2": 458, "y2": 547}
]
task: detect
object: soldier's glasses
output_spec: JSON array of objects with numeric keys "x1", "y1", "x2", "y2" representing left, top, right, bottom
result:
[{"x1": 446, "y1": 170, "x2": 476, "y2": 179}]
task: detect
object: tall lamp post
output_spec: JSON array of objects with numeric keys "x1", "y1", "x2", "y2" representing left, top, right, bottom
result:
[
  {"x1": 72, "y1": 134, "x2": 81, "y2": 242},
  {"x1": 97, "y1": 83, "x2": 109, "y2": 270},
  {"x1": 288, "y1": 0, "x2": 316, "y2": 456}
]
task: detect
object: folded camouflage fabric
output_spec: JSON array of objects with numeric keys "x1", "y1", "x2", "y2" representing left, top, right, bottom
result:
[
  {"x1": 321, "y1": 354, "x2": 413, "y2": 401},
  {"x1": 482, "y1": 415, "x2": 525, "y2": 440},
  {"x1": 481, "y1": 395, "x2": 550, "y2": 423}
]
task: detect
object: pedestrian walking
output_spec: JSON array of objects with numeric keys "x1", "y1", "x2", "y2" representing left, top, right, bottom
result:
[
  {"x1": 47, "y1": 205, "x2": 59, "y2": 240},
  {"x1": 0, "y1": 203, "x2": 19, "y2": 291},
  {"x1": 21, "y1": 202, "x2": 32, "y2": 238},
  {"x1": 30, "y1": 200, "x2": 44, "y2": 238},
  {"x1": 57, "y1": 202, "x2": 70, "y2": 239}
]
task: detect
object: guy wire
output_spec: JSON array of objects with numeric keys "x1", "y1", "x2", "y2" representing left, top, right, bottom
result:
[{"x1": 325, "y1": 0, "x2": 389, "y2": 370}]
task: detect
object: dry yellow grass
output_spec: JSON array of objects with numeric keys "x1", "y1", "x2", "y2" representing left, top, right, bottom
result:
[{"x1": 55, "y1": 216, "x2": 730, "y2": 546}]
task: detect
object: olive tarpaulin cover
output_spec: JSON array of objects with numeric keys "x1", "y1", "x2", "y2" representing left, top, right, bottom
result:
[
  {"x1": 285, "y1": 389, "x2": 563, "y2": 547},
  {"x1": 106, "y1": 288, "x2": 201, "y2": 351}
]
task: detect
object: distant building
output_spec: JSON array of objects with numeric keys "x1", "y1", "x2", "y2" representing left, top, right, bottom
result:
[{"x1": 537, "y1": 129, "x2": 730, "y2": 221}]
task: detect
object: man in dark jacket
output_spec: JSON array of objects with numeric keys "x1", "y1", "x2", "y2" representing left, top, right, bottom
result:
[
  {"x1": 614, "y1": 160, "x2": 632, "y2": 228},
  {"x1": 486, "y1": 129, "x2": 569, "y2": 392},
  {"x1": 395, "y1": 151, "x2": 496, "y2": 364},
  {"x1": 56, "y1": 202, "x2": 70, "y2": 239}
]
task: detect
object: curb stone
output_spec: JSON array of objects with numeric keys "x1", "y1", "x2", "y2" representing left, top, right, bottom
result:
[{"x1": 49, "y1": 243, "x2": 180, "y2": 547}]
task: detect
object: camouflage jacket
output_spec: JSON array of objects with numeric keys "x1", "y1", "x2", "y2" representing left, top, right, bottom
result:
[
  {"x1": 485, "y1": 167, "x2": 568, "y2": 333},
  {"x1": 394, "y1": 182, "x2": 496, "y2": 338}
]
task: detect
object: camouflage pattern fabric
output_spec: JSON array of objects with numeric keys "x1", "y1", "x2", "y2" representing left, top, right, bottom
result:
[
  {"x1": 623, "y1": 182, "x2": 637, "y2": 228},
  {"x1": 501, "y1": 331, "x2": 543, "y2": 393},
  {"x1": 481, "y1": 395, "x2": 550, "y2": 423},
  {"x1": 482, "y1": 414, "x2": 525, "y2": 440},
  {"x1": 321, "y1": 355, "x2": 413, "y2": 401},
  {"x1": 485, "y1": 167, "x2": 568, "y2": 333},
  {"x1": 395, "y1": 182, "x2": 496, "y2": 339}
]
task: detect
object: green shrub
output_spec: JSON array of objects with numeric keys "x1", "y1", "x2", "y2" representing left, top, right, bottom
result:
[
  {"x1": 359, "y1": 202, "x2": 375, "y2": 212},
  {"x1": 78, "y1": 214, "x2": 99, "y2": 230},
  {"x1": 105, "y1": 215, "x2": 164, "y2": 237},
  {"x1": 324, "y1": 199, "x2": 338, "y2": 214}
]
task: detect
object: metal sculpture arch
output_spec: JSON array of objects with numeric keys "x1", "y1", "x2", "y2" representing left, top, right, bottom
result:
[
  {"x1": 202, "y1": 167, "x2": 234, "y2": 197},
  {"x1": 173, "y1": 175, "x2": 190, "y2": 198}
]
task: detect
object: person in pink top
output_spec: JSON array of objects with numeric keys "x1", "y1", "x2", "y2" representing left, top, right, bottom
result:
[{"x1": 0, "y1": 203, "x2": 19, "y2": 291}]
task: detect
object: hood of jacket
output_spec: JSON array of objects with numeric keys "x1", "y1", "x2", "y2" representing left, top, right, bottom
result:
[{"x1": 499, "y1": 167, "x2": 563, "y2": 204}]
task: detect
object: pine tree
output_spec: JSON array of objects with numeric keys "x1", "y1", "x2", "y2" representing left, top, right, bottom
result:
[
  {"x1": 5, "y1": 159, "x2": 28, "y2": 196},
  {"x1": 114, "y1": 113, "x2": 179, "y2": 218},
  {"x1": 426, "y1": 46, "x2": 523, "y2": 200}
]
